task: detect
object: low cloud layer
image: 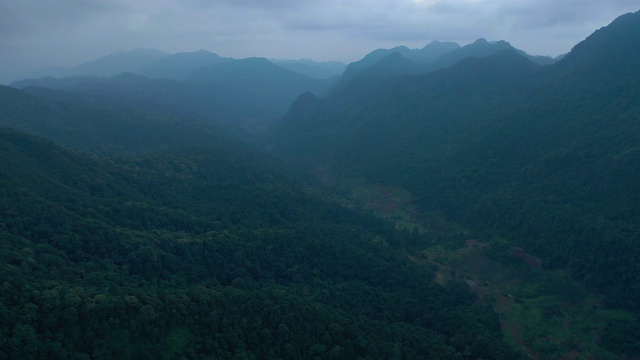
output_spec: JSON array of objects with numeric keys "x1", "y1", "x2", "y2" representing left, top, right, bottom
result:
[{"x1": 1, "y1": 0, "x2": 638, "y2": 83}]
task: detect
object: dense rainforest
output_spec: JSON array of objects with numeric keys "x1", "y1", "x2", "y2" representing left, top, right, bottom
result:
[
  {"x1": 3, "y1": 8, "x2": 640, "y2": 360},
  {"x1": 0, "y1": 91, "x2": 516, "y2": 358}
]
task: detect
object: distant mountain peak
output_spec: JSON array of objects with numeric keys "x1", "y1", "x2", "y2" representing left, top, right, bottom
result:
[
  {"x1": 422, "y1": 40, "x2": 460, "y2": 49},
  {"x1": 137, "y1": 49, "x2": 230, "y2": 80}
]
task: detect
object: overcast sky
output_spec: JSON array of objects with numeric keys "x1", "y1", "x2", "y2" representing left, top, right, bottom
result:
[{"x1": 1, "y1": 0, "x2": 638, "y2": 83}]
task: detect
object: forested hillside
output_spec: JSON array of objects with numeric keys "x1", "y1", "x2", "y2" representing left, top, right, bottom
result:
[
  {"x1": 0, "y1": 83, "x2": 517, "y2": 358},
  {"x1": 0, "y1": 85, "x2": 228, "y2": 155},
  {"x1": 268, "y1": 10, "x2": 640, "y2": 316},
  {"x1": 11, "y1": 74, "x2": 283, "y2": 130}
]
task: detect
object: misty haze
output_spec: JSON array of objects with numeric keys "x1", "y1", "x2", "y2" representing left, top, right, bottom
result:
[{"x1": 1, "y1": 1, "x2": 640, "y2": 359}]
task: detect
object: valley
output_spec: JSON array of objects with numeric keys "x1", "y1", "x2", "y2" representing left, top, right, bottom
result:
[{"x1": 2, "y1": 7, "x2": 640, "y2": 359}]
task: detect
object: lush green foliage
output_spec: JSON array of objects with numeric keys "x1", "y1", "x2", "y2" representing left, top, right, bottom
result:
[{"x1": 0, "y1": 127, "x2": 516, "y2": 359}]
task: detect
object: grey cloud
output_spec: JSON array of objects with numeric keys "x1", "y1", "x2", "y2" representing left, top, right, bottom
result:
[
  {"x1": 211, "y1": 0, "x2": 303, "y2": 8},
  {"x1": 0, "y1": 0, "x2": 128, "y2": 38},
  {"x1": 497, "y1": 0, "x2": 638, "y2": 29}
]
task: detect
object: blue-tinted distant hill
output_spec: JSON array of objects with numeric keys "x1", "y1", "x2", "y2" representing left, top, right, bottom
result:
[
  {"x1": 187, "y1": 57, "x2": 335, "y2": 112},
  {"x1": 272, "y1": 58, "x2": 346, "y2": 79},
  {"x1": 344, "y1": 41, "x2": 460, "y2": 73},
  {"x1": 339, "y1": 41, "x2": 460, "y2": 83},
  {"x1": 335, "y1": 39, "x2": 553, "y2": 92},
  {"x1": 11, "y1": 73, "x2": 283, "y2": 131},
  {"x1": 137, "y1": 50, "x2": 234, "y2": 80},
  {"x1": 26, "y1": 48, "x2": 169, "y2": 79},
  {"x1": 0, "y1": 84, "x2": 226, "y2": 155},
  {"x1": 425, "y1": 38, "x2": 553, "y2": 72},
  {"x1": 16, "y1": 56, "x2": 336, "y2": 125}
]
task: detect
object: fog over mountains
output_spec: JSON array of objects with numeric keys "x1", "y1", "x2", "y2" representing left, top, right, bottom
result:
[
  {"x1": 2, "y1": 8, "x2": 640, "y2": 360},
  {"x1": 11, "y1": 37, "x2": 553, "y2": 130}
]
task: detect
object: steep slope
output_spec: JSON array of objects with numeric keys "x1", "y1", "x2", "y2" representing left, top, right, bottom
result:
[
  {"x1": 558, "y1": 10, "x2": 640, "y2": 71},
  {"x1": 267, "y1": 10, "x2": 640, "y2": 317}
]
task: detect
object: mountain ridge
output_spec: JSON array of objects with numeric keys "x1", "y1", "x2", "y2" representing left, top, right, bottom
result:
[
  {"x1": 26, "y1": 48, "x2": 169, "y2": 79},
  {"x1": 266, "y1": 10, "x2": 640, "y2": 318}
]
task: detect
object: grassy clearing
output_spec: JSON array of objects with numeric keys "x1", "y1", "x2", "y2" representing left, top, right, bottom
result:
[{"x1": 345, "y1": 180, "x2": 632, "y2": 360}]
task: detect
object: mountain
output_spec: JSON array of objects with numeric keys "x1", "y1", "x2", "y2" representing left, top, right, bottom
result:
[
  {"x1": 267, "y1": 9, "x2": 640, "y2": 325},
  {"x1": 187, "y1": 57, "x2": 335, "y2": 112},
  {"x1": 27, "y1": 48, "x2": 169, "y2": 79},
  {"x1": 272, "y1": 59, "x2": 346, "y2": 79},
  {"x1": 11, "y1": 73, "x2": 283, "y2": 130},
  {"x1": 273, "y1": 49, "x2": 540, "y2": 142},
  {"x1": 137, "y1": 49, "x2": 233, "y2": 80},
  {"x1": 15, "y1": 54, "x2": 336, "y2": 124}
]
